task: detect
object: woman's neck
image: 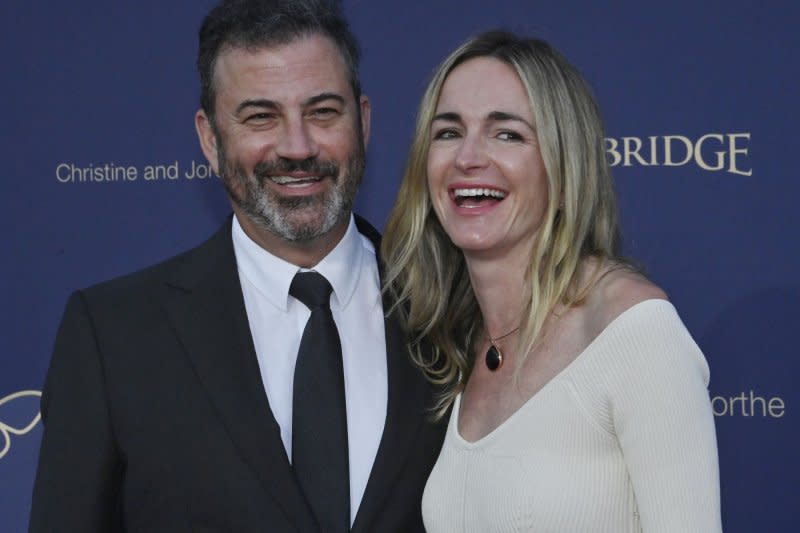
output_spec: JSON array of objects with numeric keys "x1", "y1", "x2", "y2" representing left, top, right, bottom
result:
[{"x1": 464, "y1": 253, "x2": 529, "y2": 338}]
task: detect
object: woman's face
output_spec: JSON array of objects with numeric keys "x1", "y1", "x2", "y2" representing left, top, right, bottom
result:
[{"x1": 427, "y1": 57, "x2": 549, "y2": 262}]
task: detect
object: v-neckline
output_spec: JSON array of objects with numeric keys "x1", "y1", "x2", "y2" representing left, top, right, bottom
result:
[{"x1": 454, "y1": 298, "x2": 671, "y2": 446}]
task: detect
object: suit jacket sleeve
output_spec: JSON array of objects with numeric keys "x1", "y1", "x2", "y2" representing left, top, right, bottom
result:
[{"x1": 29, "y1": 291, "x2": 123, "y2": 532}]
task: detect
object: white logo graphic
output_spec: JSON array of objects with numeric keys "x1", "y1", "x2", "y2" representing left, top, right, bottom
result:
[
  {"x1": 0, "y1": 390, "x2": 42, "y2": 460},
  {"x1": 605, "y1": 133, "x2": 752, "y2": 175}
]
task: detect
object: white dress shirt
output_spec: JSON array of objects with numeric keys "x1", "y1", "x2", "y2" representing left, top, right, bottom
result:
[{"x1": 231, "y1": 214, "x2": 388, "y2": 525}]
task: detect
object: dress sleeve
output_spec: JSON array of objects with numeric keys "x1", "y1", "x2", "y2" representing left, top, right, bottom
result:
[
  {"x1": 29, "y1": 291, "x2": 123, "y2": 532},
  {"x1": 609, "y1": 301, "x2": 722, "y2": 533}
]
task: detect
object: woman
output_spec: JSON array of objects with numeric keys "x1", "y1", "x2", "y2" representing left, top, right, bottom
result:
[{"x1": 382, "y1": 31, "x2": 721, "y2": 532}]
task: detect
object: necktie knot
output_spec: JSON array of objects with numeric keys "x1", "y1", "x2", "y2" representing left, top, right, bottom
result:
[{"x1": 290, "y1": 271, "x2": 333, "y2": 310}]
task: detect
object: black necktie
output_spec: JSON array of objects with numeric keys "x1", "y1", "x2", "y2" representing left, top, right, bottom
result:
[{"x1": 290, "y1": 271, "x2": 350, "y2": 532}]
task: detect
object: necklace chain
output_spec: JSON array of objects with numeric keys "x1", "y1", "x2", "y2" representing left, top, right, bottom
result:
[{"x1": 487, "y1": 325, "x2": 520, "y2": 344}]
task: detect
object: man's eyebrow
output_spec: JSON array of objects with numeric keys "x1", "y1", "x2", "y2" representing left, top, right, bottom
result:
[
  {"x1": 304, "y1": 92, "x2": 346, "y2": 107},
  {"x1": 235, "y1": 93, "x2": 346, "y2": 115},
  {"x1": 487, "y1": 111, "x2": 534, "y2": 130},
  {"x1": 235, "y1": 99, "x2": 279, "y2": 115}
]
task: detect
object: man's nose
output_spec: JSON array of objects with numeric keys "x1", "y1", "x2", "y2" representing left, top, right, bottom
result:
[{"x1": 275, "y1": 118, "x2": 320, "y2": 161}]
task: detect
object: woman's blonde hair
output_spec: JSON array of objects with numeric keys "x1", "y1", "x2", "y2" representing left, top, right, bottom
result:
[{"x1": 382, "y1": 30, "x2": 622, "y2": 418}]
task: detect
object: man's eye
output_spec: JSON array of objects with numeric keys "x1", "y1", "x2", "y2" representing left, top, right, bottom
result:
[
  {"x1": 311, "y1": 107, "x2": 339, "y2": 118},
  {"x1": 246, "y1": 113, "x2": 275, "y2": 122}
]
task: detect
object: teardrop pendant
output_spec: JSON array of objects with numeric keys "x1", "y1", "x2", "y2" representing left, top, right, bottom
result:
[{"x1": 485, "y1": 344, "x2": 503, "y2": 371}]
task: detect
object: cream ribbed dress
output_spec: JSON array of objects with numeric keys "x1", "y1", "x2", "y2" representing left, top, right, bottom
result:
[{"x1": 422, "y1": 300, "x2": 721, "y2": 532}]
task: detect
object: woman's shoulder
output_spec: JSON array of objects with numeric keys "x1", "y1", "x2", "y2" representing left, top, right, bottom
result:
[
  {"x1": 572, "y1": 260, "x2": 708, "y2": 385},
  {"x1": 579, "y1": 259, "x2": 668, "y2": 339}
]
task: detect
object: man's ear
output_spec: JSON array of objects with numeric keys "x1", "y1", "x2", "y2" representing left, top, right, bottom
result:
[
  {"x1": 359, "y1": 95, "x2": 371, "y2": 150},
  {"x1": 195, "y1": 109, "x2": 219, "y2": 175}
]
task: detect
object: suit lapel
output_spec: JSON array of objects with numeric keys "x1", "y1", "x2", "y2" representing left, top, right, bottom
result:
[
  {"x1": 160, "y1": 219, "x2": 318, "y2": 533},
  {"x1": 350, "y1": 217, "x2": 430, "y2": 533},
  {"x1": 351, "y1": 312, "x2": 428, "y2": 533}
]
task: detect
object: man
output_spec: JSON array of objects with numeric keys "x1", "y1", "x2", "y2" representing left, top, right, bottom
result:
[{"x1": 29, "y1": 1, "x2": 445, "y2": 531}]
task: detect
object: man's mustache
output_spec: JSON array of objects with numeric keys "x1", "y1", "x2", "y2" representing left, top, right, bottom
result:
[{"x1": 253, "y1": 158, "x2": 339, "y2": 181}]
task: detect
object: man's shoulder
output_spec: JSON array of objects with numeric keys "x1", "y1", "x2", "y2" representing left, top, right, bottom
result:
[
  {"x1": 80, "y1": 217, "x2": 233, "y2": 302},
  {"x1": 354, "y1": 213, "x2": 381, "y2": 248},
  {"x1": 76, "y1": 213, "x2": 378, "y2": 301}
]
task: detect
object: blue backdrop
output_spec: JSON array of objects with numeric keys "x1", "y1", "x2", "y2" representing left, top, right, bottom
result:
[{"x1": 2, "y1": 1, "x2": 798, "y2": 530}]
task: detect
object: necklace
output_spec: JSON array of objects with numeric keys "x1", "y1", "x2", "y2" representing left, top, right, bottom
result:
[{"x1": 485, "y1": 325, "x2": 520, "y2": 371}]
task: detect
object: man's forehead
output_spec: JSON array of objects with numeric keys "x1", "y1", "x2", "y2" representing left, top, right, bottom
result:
[{"x1": 214, "y1": 35, "x2": 348, "y2": 85}]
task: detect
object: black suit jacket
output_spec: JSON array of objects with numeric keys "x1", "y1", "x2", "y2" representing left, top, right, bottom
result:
[{"x1": 30, "y1": 216, "x2": 445, "y2": 533}]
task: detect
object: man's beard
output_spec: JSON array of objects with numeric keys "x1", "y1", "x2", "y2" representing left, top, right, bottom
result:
[{"x1": 217, "y1": 136, "x2": 365, "y2": 243}]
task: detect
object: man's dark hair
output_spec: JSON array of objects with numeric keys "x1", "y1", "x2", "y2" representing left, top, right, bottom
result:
[{"x1": 198, "y1": 0, "x2": 361, "y2": 120}]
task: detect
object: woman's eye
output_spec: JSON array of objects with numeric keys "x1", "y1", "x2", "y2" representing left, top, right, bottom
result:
[
  {"x1": 433, "y1": 129, "x2": 459, "y2": 140},
  {"x1": 497, "y1": 131, "x2": 523, "y2": 141}
]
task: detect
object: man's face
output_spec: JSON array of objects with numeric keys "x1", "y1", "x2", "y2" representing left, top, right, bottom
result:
[{"x1": 196, "y1": 34, "x2": 370, "y2": 248}]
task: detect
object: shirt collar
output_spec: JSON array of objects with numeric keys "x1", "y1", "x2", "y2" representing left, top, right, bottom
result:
[{"x1": 231, "y1": 214, "x2": 363, "y2": 311}]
